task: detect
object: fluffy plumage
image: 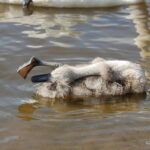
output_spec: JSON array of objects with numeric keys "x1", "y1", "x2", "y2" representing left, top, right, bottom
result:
[{"x1": 35, "y1": 57, "x2": 147, "y2": 99}]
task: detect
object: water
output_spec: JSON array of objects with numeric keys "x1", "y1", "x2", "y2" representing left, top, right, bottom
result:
[{"x1": 0, "y1": 2, "x2": 150, "y2": 150}]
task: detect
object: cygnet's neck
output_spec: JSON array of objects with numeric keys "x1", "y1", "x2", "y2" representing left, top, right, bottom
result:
[
  {"x1": 73, "y1": 63, "x2": 100, "y2": 77},
  {"x1": 51, "y1": 62, "x2": 111, "y2": 83},
  {"x1": 70, "y1": 62, "x2": 110, "y2": 82}
]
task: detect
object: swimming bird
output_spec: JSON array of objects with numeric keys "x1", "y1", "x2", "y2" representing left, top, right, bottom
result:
[
  {"x1": 0, "y1": 0, "x2": 145, "y2": 8},
  {"x1": 17, "y1": 57, "x2": 147, "y2": 99}
]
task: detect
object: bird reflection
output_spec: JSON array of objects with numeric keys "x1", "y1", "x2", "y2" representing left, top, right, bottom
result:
[{"x1": 17, "y1": 93, "x2": 146, "y2": 121}]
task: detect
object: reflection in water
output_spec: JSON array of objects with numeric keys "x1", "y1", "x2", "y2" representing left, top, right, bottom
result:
[
  {"x1": 17, "y1": 93, "x2": 146, "y2": 121},
  {"x1": 17, "y1": 103, "x2": 39, "y2": 121},
  {"x1": 127, "y1": 3, "x2": 150, "y2": 81},
  {"x1": 0, "y1": 5, "x2": 87, "y2": 38},
  {"x1": 0, "y1": 5, "x2": 119, "y2": 40}
]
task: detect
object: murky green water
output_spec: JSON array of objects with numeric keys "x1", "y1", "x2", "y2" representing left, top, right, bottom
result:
[{"x1": 0, "y1": 2, "x2": 150, "y2": 150}]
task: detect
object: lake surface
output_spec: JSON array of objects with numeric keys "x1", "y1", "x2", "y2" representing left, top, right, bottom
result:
[{"x1": 0, "y1": 1, "x2": 150, "y2": 150}]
